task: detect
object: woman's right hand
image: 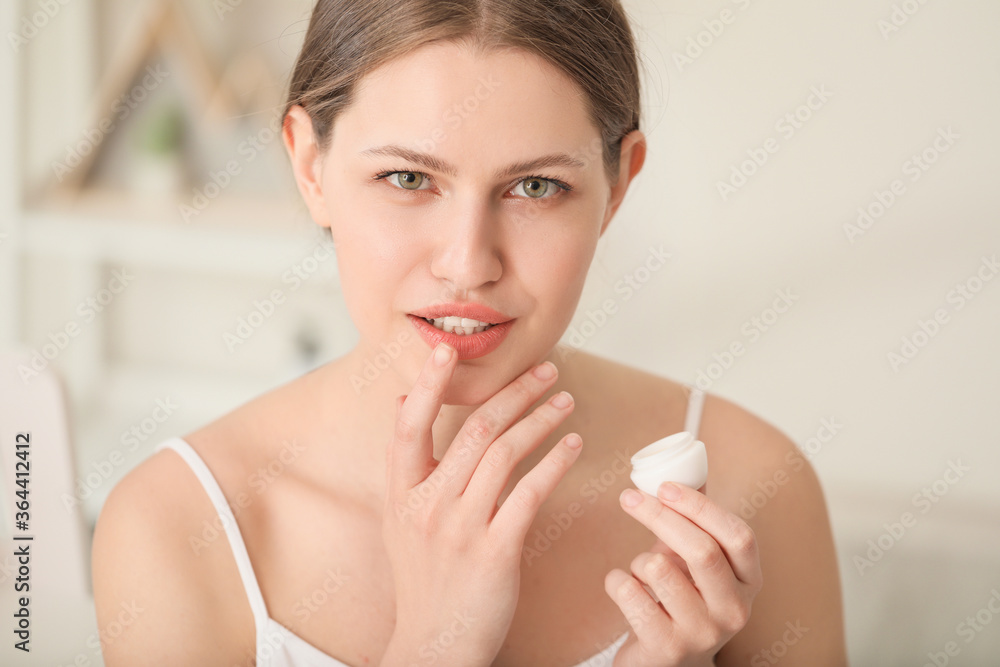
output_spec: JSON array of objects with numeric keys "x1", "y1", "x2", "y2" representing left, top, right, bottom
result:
[{"x1": 380, "y1": 342, "x2": 583, "y2": 665}]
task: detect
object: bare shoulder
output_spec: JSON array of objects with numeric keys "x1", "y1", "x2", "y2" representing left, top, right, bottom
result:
[
  {"x1": 564, "y1": 351, "x2": 847, "y2": 664},
  {"x1": 696, "y1": 391, "x2": 848, "y2": 665},
  {"x1": 696, "y1": 391, "x2": 807, "y2": 506},
  {"x1": 91, "y1": 442, "x2": 255, "y2": 665}
]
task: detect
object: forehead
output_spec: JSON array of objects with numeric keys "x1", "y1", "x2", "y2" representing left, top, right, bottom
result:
[{"x1": 332, "y1": 40, "x2": 599, "y2": 168}]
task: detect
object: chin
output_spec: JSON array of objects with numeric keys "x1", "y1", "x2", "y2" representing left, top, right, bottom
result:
[{"x1": 439, "y1": 363, "x2": 519, "y2": 406}]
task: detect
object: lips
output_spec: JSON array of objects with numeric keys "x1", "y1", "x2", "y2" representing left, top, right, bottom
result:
[
  {"x1": 408, "y1": 316, "x2": 514, "y2": 360},
  {"x1": 408, "y1": 303, "x2": 512, "y2": 324}
]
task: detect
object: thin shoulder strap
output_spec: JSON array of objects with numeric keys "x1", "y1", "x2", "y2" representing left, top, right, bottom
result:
[
  {"x1": 683, "y1": 385, "x2": 706, "y2": 440},
  {"x1": 154, "y1": 437, "x2": 269, "y2": 632}
]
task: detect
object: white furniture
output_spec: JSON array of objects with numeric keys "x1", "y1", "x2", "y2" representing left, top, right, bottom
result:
[{"x1": 0, "y1": 348, "x2": 98, "y2": 665}]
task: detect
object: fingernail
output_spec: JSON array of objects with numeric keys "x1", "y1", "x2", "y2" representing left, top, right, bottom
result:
[
  {"x1": 433, "y1": 343, "x2": 453, "y2": 366},
  {"x1": 533, "y1": 361, "x2": 556, "y2": 380},
  {"x1": 658, "y1": 482, "x2": 681, "y2": 501},
  {"x1": 551, "y1": 391, "x2": 573, "y2": 409},
  {"x1": 565, "y1": 433, "x2": 583, "y2": 449},
  {"x1": 620, "y1": 488, "x2": 642, "y2": 507}
]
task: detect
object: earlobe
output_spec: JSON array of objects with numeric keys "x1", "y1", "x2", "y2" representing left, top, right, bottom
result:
[{"x1": 282, "y1": 105, "x2": 332, "y2": 228}]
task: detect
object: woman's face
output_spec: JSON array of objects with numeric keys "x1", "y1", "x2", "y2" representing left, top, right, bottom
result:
[{"x1": 285, "y1": 40, "x2": 644, "y2": 405}]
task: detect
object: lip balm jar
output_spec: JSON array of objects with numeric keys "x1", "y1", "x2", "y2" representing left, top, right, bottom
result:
[{"x1": 630, "y1": 431, "x2": 708, "y2": 496}]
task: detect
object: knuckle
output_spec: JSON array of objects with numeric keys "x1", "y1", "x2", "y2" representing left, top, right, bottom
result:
[
  {"x1": 394, "y1": 417, "x2": 420, "y2": 444},
  {"x1": 510, "y1": 484, "x2": 541, "y2": 511},
  {"x1": 662, "y1": 566, "x2": 685, "y2": 592},
  {"x1": 484, "y1": 442, "x2": 514, "y2": 471},
  {"x1": 690, "y1": 539, "x2": 725, "y2": 571},
  {"x1": 617, "y1": 577, "x2": 644, "y2": 604},
  {"x1": 510, "y1": 374, "x2": 537, "y2": 402},
  {"x1": 464, "y1": 413, "x2": 497, "y2": 443},
  {"x1": 540, "y1": 442, "x2": 573, "y2": 473},
  {"x1": 452, "y1": 439, "x2": 477, "y2": 461},
  {"x1": 723, "y1": 602, "x2": 752, "y2": 632},
  {"x1": 646, "y1": 553, "x2": 672, "y2": 580},
  {"x1": 697, "y1": 625, "x2": 725, "y2": 651},
  {"x1": 409, "y1": 505, "x2": 438, "y2": 538},
  {"x1": 413, "y1": 373, "x2": 439, "y2": 398},
  {"x1": 730, "y1": 523, "x2": 758, "y2": 558}
]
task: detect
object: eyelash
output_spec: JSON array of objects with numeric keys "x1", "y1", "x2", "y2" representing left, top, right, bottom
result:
[{"x1": 371, "y1": 169, "x2": 573, "y2": 199}]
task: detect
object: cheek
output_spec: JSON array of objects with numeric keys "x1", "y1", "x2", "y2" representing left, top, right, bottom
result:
[
  {"x1": 510, "y1": 222, "x2": 598, "y2": 327},
  {"x1": 542, "y1": 245, "x2": 592, "y2": 299},
  {"x1": 516, "y1": 207, "x2": 600, "y2": 284},
  {"x1": 325, "y1": 173, "x2": 414, "y2": 267},
  {"x1": 325, "y1": 175, "x2": 410, "y2": 283},
  {"x1": 331, "y1": 227, "x2": 413, "y2": 334}
]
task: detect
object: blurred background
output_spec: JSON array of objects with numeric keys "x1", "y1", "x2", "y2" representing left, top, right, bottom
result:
[{"x1": 0, "y1": 0, "x2": 997, "y2": 664}]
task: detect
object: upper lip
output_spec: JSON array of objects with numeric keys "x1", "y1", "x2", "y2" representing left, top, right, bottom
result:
[{"x1": 409, "y1": 303, "x2": 513, "y2": 325}]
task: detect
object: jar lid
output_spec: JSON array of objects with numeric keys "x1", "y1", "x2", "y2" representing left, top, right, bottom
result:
[{"x1": 630, "y1": 431, "x2": 696, "y2": 470}]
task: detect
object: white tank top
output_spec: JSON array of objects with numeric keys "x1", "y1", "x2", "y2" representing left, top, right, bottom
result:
[{"x1": 153, "y1": 385, "x2": 705, "y2": 666}]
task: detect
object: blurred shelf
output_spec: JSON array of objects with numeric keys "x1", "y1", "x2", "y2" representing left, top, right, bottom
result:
[{"x1": 21, "y1": 187, "x2": 330, "y2": 276}]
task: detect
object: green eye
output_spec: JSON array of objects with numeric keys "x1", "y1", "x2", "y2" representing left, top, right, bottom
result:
[
  {"x1": 396, "y1": 172, "x2": 424, "y2": 190},
  {"x1": 521, "y1": 178, "x2": 550, "y2": 198}
]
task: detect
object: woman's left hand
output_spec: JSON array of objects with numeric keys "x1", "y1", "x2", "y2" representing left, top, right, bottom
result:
[{"x1": 605, "y1": 482, "x2": 763, "y2": 667}]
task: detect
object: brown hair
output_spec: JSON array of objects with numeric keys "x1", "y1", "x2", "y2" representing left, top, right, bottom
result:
[{"x1": 284, "y1": 0, "x2": 642, "y2": 184}]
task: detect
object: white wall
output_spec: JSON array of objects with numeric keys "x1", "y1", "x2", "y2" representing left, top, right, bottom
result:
[
  {"x1": 567, "y1": 0, "x2": 1000, "y2": 662},
  {"x1": 599, "y1": 0, "x2": 1000, "y2": 500}
]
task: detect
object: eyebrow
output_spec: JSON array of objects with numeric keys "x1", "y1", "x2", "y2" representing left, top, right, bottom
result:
[{"x1": 359, "y1": 144, "x2": 587, "y2": 180}]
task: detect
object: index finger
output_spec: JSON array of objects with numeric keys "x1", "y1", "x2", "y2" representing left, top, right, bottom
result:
[
  {"x1": 623, "y1": 483, "x2": 761, "y2": 588},
  {"x1": 388, "y1": 342, "x2": 457, "y2": 494}
]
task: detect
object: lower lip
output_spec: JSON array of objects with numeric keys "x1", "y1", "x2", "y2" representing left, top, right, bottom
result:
[{"x1": 407, "y1": 315, "x2": 515, "y2": 360}]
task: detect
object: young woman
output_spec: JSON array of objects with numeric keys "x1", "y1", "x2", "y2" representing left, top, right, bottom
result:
[{"x1": 92, "y1": 0, "x2": 847, "y2": 665}]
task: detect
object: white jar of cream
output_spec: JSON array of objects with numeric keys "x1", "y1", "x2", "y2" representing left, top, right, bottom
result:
[{"x1": 629, "y1": 431, "x2": 708, "y2": 496}]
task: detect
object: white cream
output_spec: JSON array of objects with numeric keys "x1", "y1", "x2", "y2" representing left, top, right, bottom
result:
[{"x1": 629, "y1": 431, "x2": 708, "y2": 496}]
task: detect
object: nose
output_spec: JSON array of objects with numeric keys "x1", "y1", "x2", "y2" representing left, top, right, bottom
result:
[{"x1": 429, "y1": 200, "x2": 503, "y2": 292}]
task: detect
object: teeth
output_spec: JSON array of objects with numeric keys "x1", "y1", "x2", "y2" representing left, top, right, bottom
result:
[{"x1": 424, "y1": 316, "x2": 495, "y2": 336}]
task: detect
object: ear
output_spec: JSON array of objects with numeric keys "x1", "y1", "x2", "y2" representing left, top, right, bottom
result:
[
  {"x1": 282, "y1": 105, "x2": 332, "y2": 228},
  {"x1": 599, "y1": 129, "x2": 647, "y2": 236}
]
